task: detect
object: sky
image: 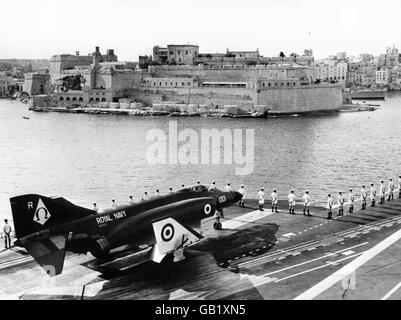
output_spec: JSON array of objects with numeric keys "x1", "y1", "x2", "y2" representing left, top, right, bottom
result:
[{"x1": 0, "y1": 0, "x2": 400, "y2": 61}]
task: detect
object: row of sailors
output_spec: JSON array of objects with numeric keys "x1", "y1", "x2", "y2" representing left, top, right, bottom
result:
[
  {"x1": 257, "y1": 188, "x2": 311, "y2": 215},
  {"x1": 92, "y1": 177, "x2": 400, "y2": 214},
  {"x1": 256, "y1": 177, "x2": 400, "y2": 220}
]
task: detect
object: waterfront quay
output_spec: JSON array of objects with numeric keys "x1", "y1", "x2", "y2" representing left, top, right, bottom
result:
[
  {"x1": 28, "y1": 99, "x2": 378, "y2": 118},
  {"x1": 1, "y1": 189, "x2": 401, "y2": 300}
]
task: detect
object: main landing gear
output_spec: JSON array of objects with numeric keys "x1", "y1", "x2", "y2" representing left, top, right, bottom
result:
[{"x1": 213, "y1": 209, "x2": 223, "y2": 230}]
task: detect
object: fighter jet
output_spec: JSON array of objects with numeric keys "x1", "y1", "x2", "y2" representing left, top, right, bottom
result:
[{"x1": 9, "y1": 184, "x2": 242, "y2": 276}]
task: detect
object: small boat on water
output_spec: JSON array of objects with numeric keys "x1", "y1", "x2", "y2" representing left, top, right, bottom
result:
[
  {"x1": 169, "y1": 112, "x2": 190, "y2": 117},
  {"x1": 22, "y1": 116, "x2": 30, "y2": 120}
]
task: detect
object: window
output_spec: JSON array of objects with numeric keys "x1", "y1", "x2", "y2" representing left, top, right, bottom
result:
[
  {"x1": 268, "y1": 83, "x2": 271, "y2": 87},
  {"x1": 178, "y1": 51, "x2": 181, "y2": 55},
  {"x1": 287, "y1": 82, "x2": 290, "y2": 86},
  {"x1": 182, "y1": 82, "x2": 185, "y2": 86},
  {"x1": 187, "y1": 82, "x2": 190, "y2": 86},
  {"x1": 153, "y1": 82, "x2": 156, "y2": 86},
  {"x1": 169, "y1": 51, "x2": 173, "y2": 55},
  {"x1": 186, "y1": 50, "x2": 188, "y2": 55}
]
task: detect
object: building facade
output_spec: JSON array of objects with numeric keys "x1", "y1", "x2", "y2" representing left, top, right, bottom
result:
[{"x1": 376, "y1": 69, "x2": 389, "y2": 85}]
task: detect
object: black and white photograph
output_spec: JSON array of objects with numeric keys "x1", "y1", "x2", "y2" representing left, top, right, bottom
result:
[{"x1": 1, "y1": 0, "x2": 401, "y2": 306}]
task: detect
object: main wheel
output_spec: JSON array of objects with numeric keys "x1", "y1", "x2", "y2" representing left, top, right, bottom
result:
[
  {"x1": 217, "y1": 222, "x2": 222, "y2": 230},
  {"x1": 213, "y1": 222, "x2": 218, "y2": 229}
]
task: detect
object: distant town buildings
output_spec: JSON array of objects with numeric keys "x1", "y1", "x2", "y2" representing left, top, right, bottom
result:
[{"x1": 313, "y1": 46, "x2": 401, "y2": 90}]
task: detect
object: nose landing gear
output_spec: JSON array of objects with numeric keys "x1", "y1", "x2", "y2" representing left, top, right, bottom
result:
[{"x1": 213, "y1": 209, "x2": 223, "y2": 230}]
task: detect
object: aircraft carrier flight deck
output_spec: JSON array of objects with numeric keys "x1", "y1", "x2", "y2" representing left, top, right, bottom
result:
[{"x1": 1, "y1": 195, "x2": 401, "y2": 300}]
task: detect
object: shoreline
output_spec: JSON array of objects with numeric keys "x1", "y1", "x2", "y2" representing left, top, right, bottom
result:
[{"x1": 27, "y1": 103, "x2": 379, "y2": 118}]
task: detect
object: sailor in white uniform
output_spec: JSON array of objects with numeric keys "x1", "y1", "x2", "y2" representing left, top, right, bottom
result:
[
  {"x1": 225, "y1": 183, "x2": 232, "y2": 192},
  {"x1": 128, "y1": 196, "x2": 135, "y2": 205},
  {"x1": 370, "y1": 183, "x2": 376, "y2": 207},
  {"x1": 93, "y1": 203, "x2": 99, "y2": 212},
  {"x1": 111, "y1": 199, "x2": 118, "y2": 209},
  {"x1": 337, "y1": 192, "x2": 344, "y2": 216},
  {"x1": 348, "y1": 189, "x2": 355, "y2": 213},
  {"x1": 271, "y1": 189, "x2": 278, "y2": 213},
  {"x1": 208, "y1": 180, "x2": 217, "y2": 191},
  {"x1": 257, "y1": 188, "x2": 265, "y2": 211},
  {"x1": 361, "y1": 186, "x2": 367, "y2": 210},
  {"x1": 142, "y1": 192, "x2": 148, "y2": 200},
  {"x1": 288, "y1": 190, "x2": 296, "y2": 215},
  {"x1": 379, "y1": 180, "x2": 386, "y2": 204},
  {"x1": 302, "y1": 191, "x2": 311, "y2": 216},
  {"x1": 388, "y1": 178, "x2": 395, "y2": 201}
]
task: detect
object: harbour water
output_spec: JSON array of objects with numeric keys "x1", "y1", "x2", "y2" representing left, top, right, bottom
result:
[{"x1": 1, "y1": 94, "x2": 401, "y2": 221}]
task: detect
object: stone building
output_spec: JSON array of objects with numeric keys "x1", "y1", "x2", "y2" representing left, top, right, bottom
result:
[
  {"x1": 316, "y1": 62, "x2": 348, "y2": 82},
  {"x1": 0, "y1": 74, "x2": 15, "y2": 96},
  {"x1": 167, "y1": 45, "x2": 199, "y2": 65},
  {"x1": 23, "y1": 73, "x2": 51, "y2": 96},
  {"x1": 150, "y1": 44, "x2": 314, "y2": 68},
  {"x1": 49, "y1": 47, "x2": 118, "y2": 82},
  {"x1": 376, "y1": 69, "x2": 389, "y2": 86}
]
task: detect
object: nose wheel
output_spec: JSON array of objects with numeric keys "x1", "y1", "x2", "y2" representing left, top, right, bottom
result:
[{"x1": 213, "y1": 209, "x2": 223, "y2": 230}]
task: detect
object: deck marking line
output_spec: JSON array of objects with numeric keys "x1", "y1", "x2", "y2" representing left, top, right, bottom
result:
[
  {"x1": 341, "y1": 250, "x2": 355, "y2": 256},
  {"x1": 294, "y1": 227, "x2": 401, "y2": 300},
  {"x1": 261, "y1": 242, "x2": 368, "y2": 277},
  {"x1": 277, "y1": 252, "x2": 363, "y2": 283},
  {"x1": 381, "y1": 281, "x2": 401, "y2": 300}
]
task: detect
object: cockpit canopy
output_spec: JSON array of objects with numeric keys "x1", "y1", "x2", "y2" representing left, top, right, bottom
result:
[{"x1": 178, "y1": 184, "x2": 218, "y2": 193}]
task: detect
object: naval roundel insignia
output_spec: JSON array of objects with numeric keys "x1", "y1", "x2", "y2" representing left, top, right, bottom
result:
[
  {"x1": 161, "y1": 223, "x2": 175, "y2": 242},
  {"x1": 204, "y1": 203, "x2": 212, "y2": 215}
]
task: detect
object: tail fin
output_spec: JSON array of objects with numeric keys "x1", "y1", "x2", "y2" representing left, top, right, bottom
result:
[
  {"x1": 10, "y1": 194, "x2": 93, "y2": 239},
  {"x1": 10, "y1": 194, "x2": 93, "y2": 277}
]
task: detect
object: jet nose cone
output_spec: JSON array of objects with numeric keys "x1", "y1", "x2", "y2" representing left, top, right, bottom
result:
[{"x1": 232, "y1": 191, "x2": 243, "y2": 204}]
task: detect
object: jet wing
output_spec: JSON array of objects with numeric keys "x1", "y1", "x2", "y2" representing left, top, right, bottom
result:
[
  {"x1": 151, "y1": 217, "x2": 202, "y2": 263},
  {"x1": 23, "y1": 235, "x2": 68, "y2": 276}
]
